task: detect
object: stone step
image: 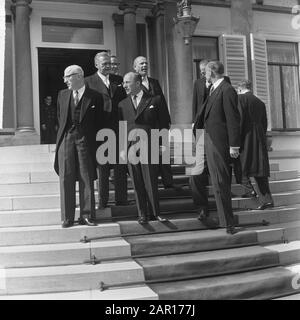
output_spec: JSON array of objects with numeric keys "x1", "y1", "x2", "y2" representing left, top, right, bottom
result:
[
  {"x1": 149, "y1": 262, "x2": 300, "y2": 299},
  {"x1": 0, "y1": 261, "x2": 144, "y2": 295},
  {"x1": 273, "y1": 293, "x2": 300, "y2": 300},
  {"x1": 1, "y1": 201, "x2": 300, "y2": 229},
  {"x1": 1, "y1": 176, "x2": 299, "y2": 198},
  {"x1": 0, "y1": 285, "x2": 158, "y2": 300},
  {"x1": 0, "y1": 223, "x2": 121, "y2": 246},
  {"x1": 0, "y1": 238, "x2": 131, "y2": 268},
  {"x1": 137, "y1": 242, "x2": 300, "y2": 282},
  {"x1": 0, "y1": 163, "x2": 282, "y2": 183},
  {"x1": 1, "y1": 186, "x2": 299, "y2": 213}
]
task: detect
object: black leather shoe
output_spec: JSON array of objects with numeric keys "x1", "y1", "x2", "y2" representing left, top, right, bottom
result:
[
  {"x1": 78, "y1": 217, "x2": 97, "y2": 226},
  {"x1": 241, "y1": 191, "x2": 257, "y2": 198},
  {"x1": 256, "y1": 202, "x2": 274, "y2": 210},
  {"x1": 138, "y1": 217, "x2": 148, "y2": 225},
  {"x1": 226, "y1": 225, "x2": 238, "y2": 235},
  {"x1": 197, "y1": 208, "x2": 209, "y2": 221},
  {"x1": 62, "y1": 221, "x2": 74, "y2": 228}
]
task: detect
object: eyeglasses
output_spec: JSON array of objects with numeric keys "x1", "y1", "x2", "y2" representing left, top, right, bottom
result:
[{"x1": 63, "y1": 73, "x2": 79, "y2": 80}]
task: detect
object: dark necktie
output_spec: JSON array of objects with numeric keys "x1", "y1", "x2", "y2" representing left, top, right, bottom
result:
[
  {"x1": 74, "y1": 90, "x2": 79, "y2": 105},
  {"x1": 132, "y1": 95, "x2": 138, "y2": 109},
  {"x1": 209, "y1": 85, "x2": 215, "y2": 96}
]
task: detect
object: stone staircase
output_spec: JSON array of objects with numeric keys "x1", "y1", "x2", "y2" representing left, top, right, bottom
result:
[{"x1": 0, "y1": 145, "x2": 300, "y2": 299}]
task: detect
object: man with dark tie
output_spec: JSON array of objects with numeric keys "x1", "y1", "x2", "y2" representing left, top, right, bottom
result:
[
  {"x1": 54, "y1": 65, "x2": 104, "y2": 228},
  {"x1": 133, "y1": 56, "x2": 181, "y2": 191},
  {"x1": 85, "y1": 52, "x2": 128, "y2": 209},
  {"x1": 193, "y1": 61, "x2": 241, "y2": 234},
  {"x1": 118, "y1": 72, "x2": 168, "y2": 224},
  {"x1": 237, "y1": 79, "x2": 274, "y2": 210}
]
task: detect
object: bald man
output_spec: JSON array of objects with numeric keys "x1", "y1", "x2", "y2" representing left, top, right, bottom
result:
[{"x1": 54, "y1": 65, "x2": 104, "y2": 228}]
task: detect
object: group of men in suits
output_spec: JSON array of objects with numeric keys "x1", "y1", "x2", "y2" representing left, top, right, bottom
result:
[
  {"x1": 54, "y1": 53, "x2": 176, "y2": 227},
  {"x1": 192, "y1": 60, "x2": 273, "y2": 234}
]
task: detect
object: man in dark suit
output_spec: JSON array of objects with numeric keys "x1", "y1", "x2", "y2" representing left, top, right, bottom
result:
[
  {"x1": 118, "y1": 72, "x2": 168, "y2": 224},
  {"x1": 237, "y1": 79, "x2": 274, "y2": 210},
  {"x1": 54, "y1": 65, "x2": 104, "y2": 228},
  {"x1": 133, "y1": 56, "x2": 181, "y2": 191},
  {"x1": 193, "y1": 61, "x2": 241, "y2": 234},
  {"x1": 85, "y1": 52, "x2": 128, "y2": 209}
]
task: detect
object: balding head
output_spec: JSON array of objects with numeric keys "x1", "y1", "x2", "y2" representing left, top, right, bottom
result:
[
  {"x1": 205, "y1": 60, "x2": 224, "y2": 83},
  {"x1": 123, "y1": 72, "x2": 142, "y2": 96},
  {"x1": 63, "y1": 65, "x2": 84, "y2": 90},
  {"x1": 133, "y1": 56, "x2": 148, "y2": 77}
]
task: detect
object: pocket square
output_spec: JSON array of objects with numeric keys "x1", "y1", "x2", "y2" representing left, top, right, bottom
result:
[
  {"x1": 90, "y1": 105, "x2": 95, "y2": 109},
  {"x1": 149, "y1": 105, "x2": 155, "y2": 109}
]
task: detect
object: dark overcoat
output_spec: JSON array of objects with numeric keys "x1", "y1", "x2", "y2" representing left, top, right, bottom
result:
[{"x1": 238, "y1": 91, "x2": 270, "y2": 177}]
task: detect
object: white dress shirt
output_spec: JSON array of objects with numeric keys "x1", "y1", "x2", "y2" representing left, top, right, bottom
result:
[
  {"x1": 142, "y1": 76, "x2": 149, "y2": 90},
  {"x1": 73, "y1": 85, "x2": 85, "y2": 101},
  {"x1": 98, "y1": 72, "x2": 110, "y2": 88},
  {"x1": 131, "y1": 90, "x2": 143, "y2": 109}
]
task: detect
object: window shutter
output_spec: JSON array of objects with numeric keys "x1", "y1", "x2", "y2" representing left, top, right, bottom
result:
[
  {"x1": 250, "y1": 34, "x2": 271, "y2": 131},
  {"x1": 219, "y1": 34, "x2": 248, "y2": 88}
]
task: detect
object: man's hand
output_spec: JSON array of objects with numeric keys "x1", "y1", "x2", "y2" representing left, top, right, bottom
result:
[
  {"x1": 41, "y1": 124, "x2": 46, "y2": 131},
  {"x1": 230, "y1": 146, "x2": 239, "y2": 159}
]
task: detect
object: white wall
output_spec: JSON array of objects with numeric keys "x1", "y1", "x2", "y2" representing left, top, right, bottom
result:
[
  {"x1": 0, "y1": 1, "x2": 5, "y2": 129},
  {"x1": 193, "y1": 5, "x2": 231, "y2": 37}
]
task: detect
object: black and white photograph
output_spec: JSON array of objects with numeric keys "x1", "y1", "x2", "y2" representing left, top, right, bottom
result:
[{"x1": 0, "y1": 0, "x2": 300, "y2": 303}]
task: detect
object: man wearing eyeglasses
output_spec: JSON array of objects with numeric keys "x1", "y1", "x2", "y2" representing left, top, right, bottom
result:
[
  {"x1": 110, "y1": 55, "x2": 121, "y2": 75},
  {"x1": 54, "y1": 65, "x2": 105, "y2": 228},
  {"x1": 85, "y1": 52, "x2": 128, "y2": 210}
]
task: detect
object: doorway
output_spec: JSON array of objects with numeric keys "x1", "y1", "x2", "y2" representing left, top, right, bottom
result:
[{"x1": 37, "y1": 48, "x2": 104, "y2": 143}]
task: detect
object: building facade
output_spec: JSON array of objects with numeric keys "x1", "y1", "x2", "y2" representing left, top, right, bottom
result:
[{"x1": 1, "y1": 0, "x2": 300, "y2": 151}]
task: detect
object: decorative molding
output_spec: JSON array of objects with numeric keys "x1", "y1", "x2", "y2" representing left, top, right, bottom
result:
[
  {"x1": 119, "y1": 1, "x2": 138, "y2": 14},
  {"x1": 112, "y1": 13, "x2": 124, "y2": 26}
]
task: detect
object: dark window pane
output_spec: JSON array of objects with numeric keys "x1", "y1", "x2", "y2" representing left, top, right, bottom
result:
[
  {"x1": 268, "y1": 65, "x2": 283, "y2": 129},
  {"x1": 42, "y1": 18, "x2": 103, "y2": 44},
  {"x1": 282, "y1": 66, "x2": 300, "y2": 129},
  {"x1": 267, "y1": 41, "x2": 298, "y2": 64},
  {"x1": 192, "y1": 36, "x2": 218, "y2": 61}
]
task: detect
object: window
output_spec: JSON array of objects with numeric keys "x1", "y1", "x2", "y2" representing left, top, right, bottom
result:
[
  {"x1": 267, "y1": 41, "x2": 300, "y2": 130},
  {"x1": 192, "y1": 36, "x2": 218, "y2": 79},
  {"x1": 42, "y1": 18, "x2": 104, "y2": 45}
]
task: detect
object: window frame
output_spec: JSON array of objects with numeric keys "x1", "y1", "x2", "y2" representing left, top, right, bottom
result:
[{"x1": 267, "y1": 40, "x2": 300, "y2": 131}]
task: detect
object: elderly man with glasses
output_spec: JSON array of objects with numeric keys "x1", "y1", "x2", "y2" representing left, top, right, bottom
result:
[{"x1": 54, "y1": 65, "x2": 105, "y2": 228}]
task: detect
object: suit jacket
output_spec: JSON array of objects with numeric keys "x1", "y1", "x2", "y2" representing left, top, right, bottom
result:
[
  {"x1": 118, "y1": 92, "x2": 168, "y2": 158},
  {"x1": 194, "y1": 79, "x2": 240, "y2": 164},
  {"x1": 238, "y1": 91, "x2": 269, "y2": 177},
  {"x1": 142, "y1": 77, "x2": 171, "y2": 129},
  {"x1": 85, "y1": 72, "x2": 126, "y2": 131},
  {"x1": 54, "y1": 87, "x2": 104, "y2": 177},
  {"x1": 192, "y1": 76, "x2": 231, "y2": 121}
]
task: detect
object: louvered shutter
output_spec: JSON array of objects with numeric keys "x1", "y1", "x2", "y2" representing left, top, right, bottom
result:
[
  {"x1": 219, "y1": 34, "x2": 248, "y2": 88},
  {"x1": 250, "y1": 34, "x2": 271, "y2": 130}
]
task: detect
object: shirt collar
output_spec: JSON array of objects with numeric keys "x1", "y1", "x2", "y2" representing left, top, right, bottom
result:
[
  {"x1": 97, "y1": 71, "x2": 109, "y2": 83},
  {"x1": 211, "y1": 77, "x2": 224, "y2": 90},
  {"x1": 132, "y1": 90, "x2": 143, "y2": 99},
  {"x1": 74, "y1": 85, "x2": 85, "y2": 98}
]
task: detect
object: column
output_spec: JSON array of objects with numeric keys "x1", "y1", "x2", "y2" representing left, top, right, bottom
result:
[
  {"x1": 231, "y1": 0, "x2": 253, "y2": 81},
  {"x1": 152, "y1": 1, "x2": 167, "y2": 93},
  {"x1": 164, "y1": 1, "x2": 195, "y2": 125},
  {"x1": 112, "y1": 13, "x2": 125, "y2": 75},
  {"x1": 119, "y1": 1, "x2": 138, "y2": 71},
  {"x1": 11, "y1": 0, "x2": 35, "y2": 135},
  {"x1": 145, "y1": 16, "x2": 157, "y2": 78}
]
